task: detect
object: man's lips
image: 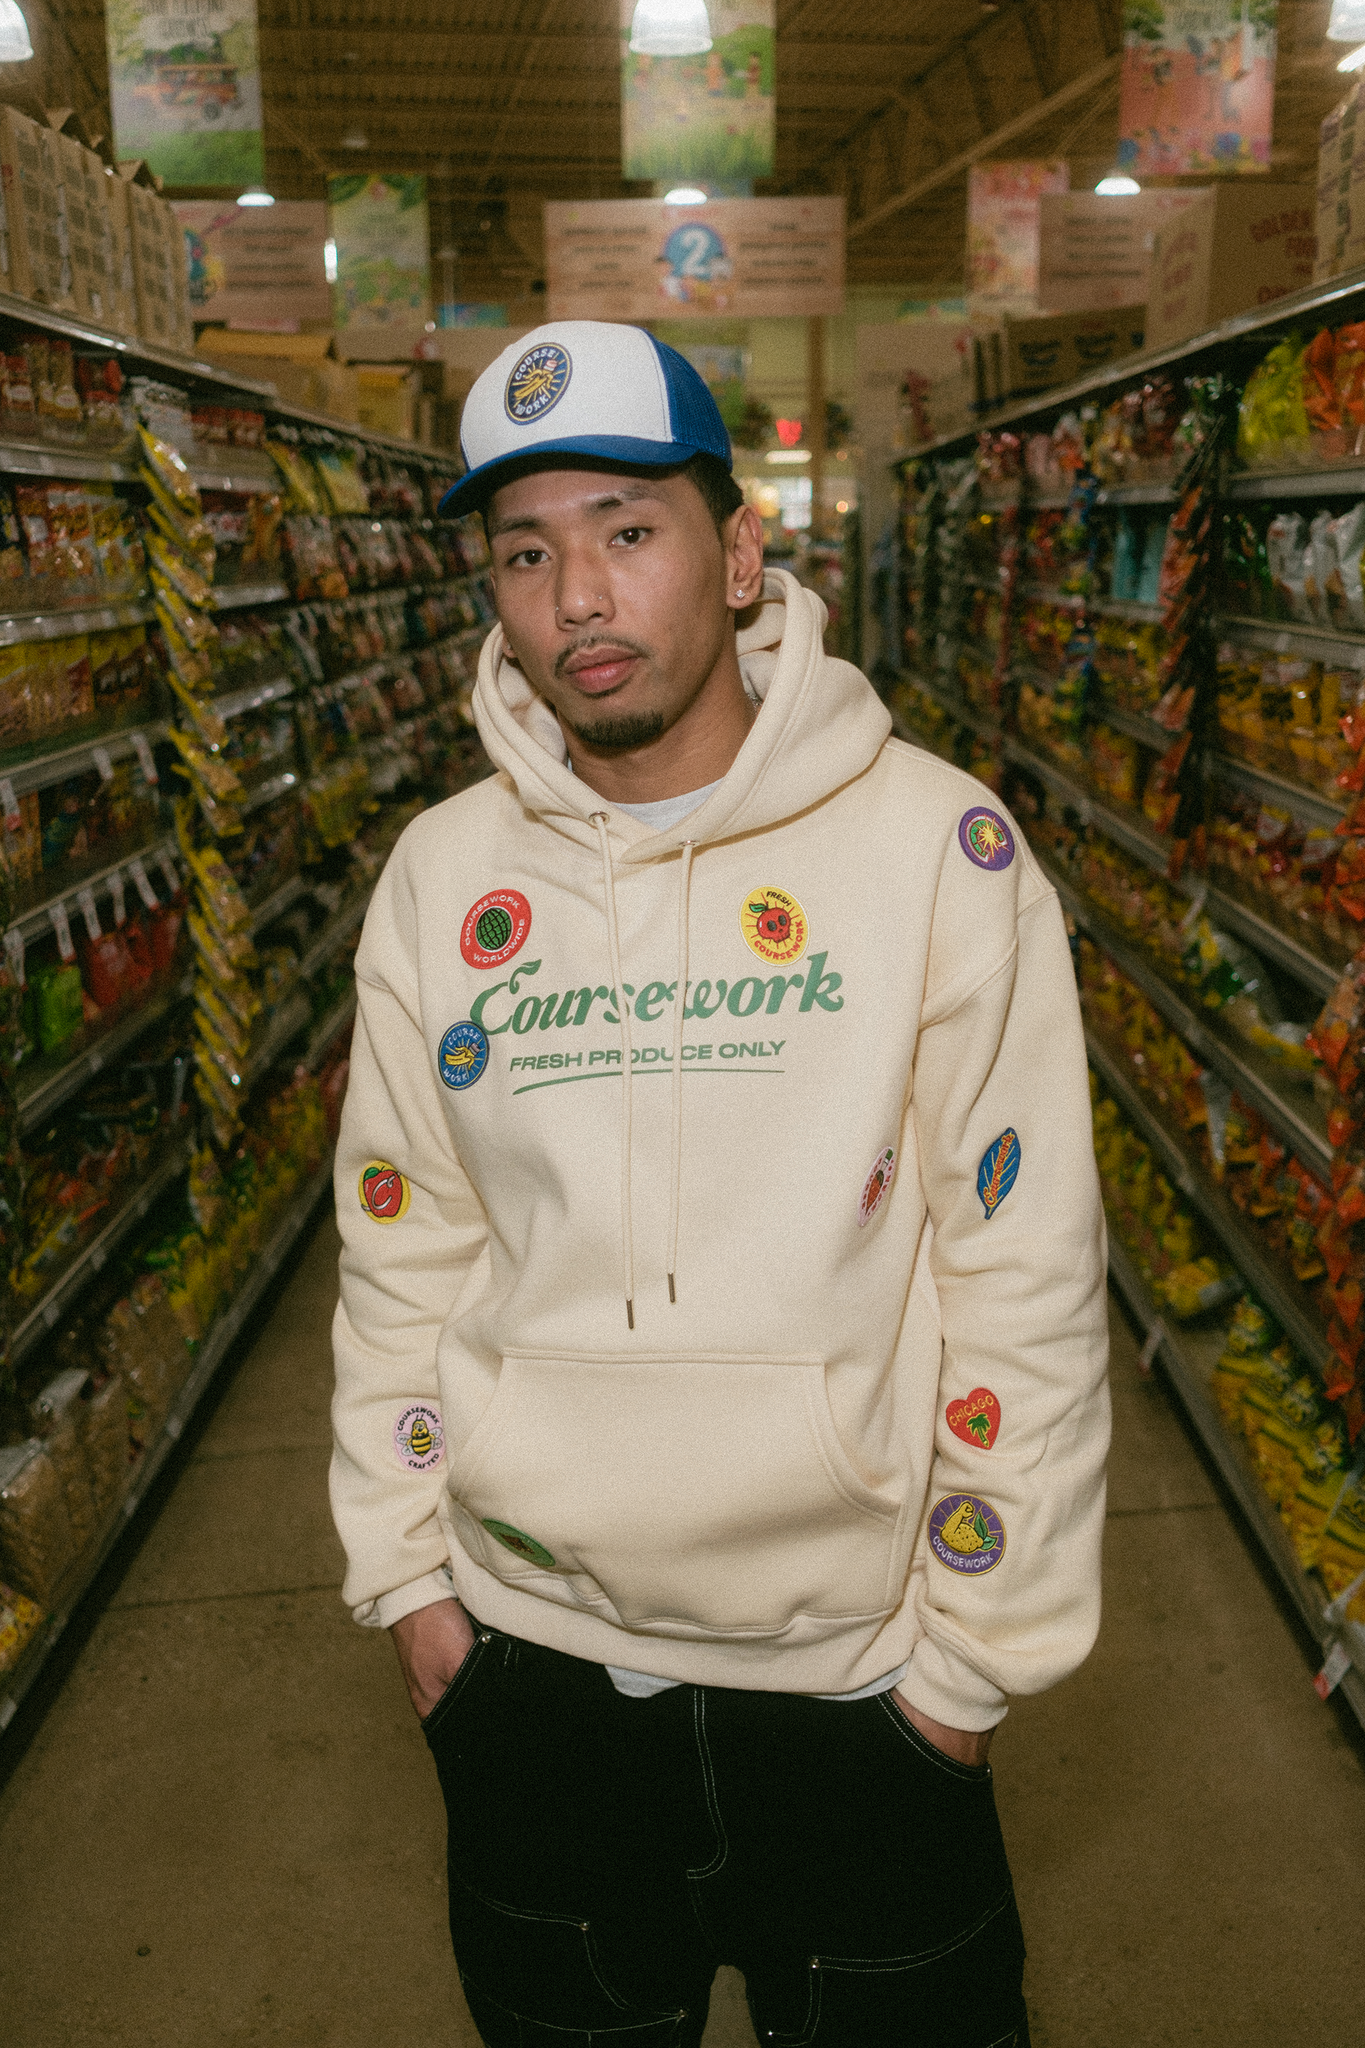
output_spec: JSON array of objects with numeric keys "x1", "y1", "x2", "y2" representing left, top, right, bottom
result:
[{"x1": 561, "y1": 648, "x2": 641, "y2": 695}]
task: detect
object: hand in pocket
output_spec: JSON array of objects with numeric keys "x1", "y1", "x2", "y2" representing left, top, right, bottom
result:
[{"x1": 390, "y1": 1598, "x2": 476, "y2": 1719}]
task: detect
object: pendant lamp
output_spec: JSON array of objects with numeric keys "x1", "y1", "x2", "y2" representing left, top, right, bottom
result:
[
  {"x1": 629, "y1": 0, "x2": 713, "y2": 58},
  {"x1": 237, "y1": 188, "x2": 275, "y2": 207},
  {"x1": 0, "y1": 1, "x2": 34, "y2": 63},
  {"x1": 1095, "y1": 171, "x2": 1141, "y2": 195},
  {"x1": 1328, "y1": 0, "x2": 1365, "y2": 39}
]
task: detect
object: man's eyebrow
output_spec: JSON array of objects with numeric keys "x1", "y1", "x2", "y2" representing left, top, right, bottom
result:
[{"x1": 488, "y1": 483, "x2": 665, "y2": 539}]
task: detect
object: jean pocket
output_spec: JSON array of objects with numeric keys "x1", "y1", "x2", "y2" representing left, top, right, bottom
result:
[
  {"x1": 877, "y1": 1689, "x2": 995, "y2": 1783},
  {"x1": 421, "y1": 1629, "x2": 492, "y2": 1741},
  {"x1": 450, "y1": 1876, "x2": 691, "y2": 2035}
]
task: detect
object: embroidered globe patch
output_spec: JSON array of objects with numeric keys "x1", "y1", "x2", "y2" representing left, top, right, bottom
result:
[
  {"x1": 461, "y1": 888, "x2": 532, "y2": 969},
  {"x1": 504, "y1": 343, "x2": 572, "y2": 424}
]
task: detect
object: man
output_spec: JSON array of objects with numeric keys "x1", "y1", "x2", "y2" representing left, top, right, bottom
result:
[{"x1": 330, "y1": 321, "x2": 1109, "y2": 2047}]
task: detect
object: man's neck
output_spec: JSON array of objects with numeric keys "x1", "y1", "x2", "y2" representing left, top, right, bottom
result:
[{"x1": 564, "y1": 658, "x2": 756, "y2": 806}]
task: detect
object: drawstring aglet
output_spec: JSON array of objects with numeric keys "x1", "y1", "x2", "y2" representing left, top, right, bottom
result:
[
  {"x1": 667, "y1": 1273, "x2": 676, "y2": 1303},
  {"x1": 626, "y1": 1298, "x2": 635, "y2": 1330}
]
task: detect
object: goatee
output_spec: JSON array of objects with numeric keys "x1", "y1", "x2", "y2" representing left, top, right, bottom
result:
[{"x1": 564, "y1": 709, "x2": 666, "y2": 752}]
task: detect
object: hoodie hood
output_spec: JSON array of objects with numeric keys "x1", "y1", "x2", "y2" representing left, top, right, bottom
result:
[{"x1": 470, "y1": 568, "x2": 892, "y2": 856}]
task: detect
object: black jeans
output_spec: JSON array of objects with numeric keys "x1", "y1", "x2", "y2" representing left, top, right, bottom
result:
[{"x1": 423, "y1": 1622, "x2": 1029, "y2": 2048}]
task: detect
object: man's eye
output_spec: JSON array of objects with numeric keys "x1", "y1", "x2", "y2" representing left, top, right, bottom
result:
[
  {"x1": 509, "y1": 547, "x2": 547, "y2": 567},
  {"x1": 612, "y1": 526, "x2": 648, "y2": 546}
]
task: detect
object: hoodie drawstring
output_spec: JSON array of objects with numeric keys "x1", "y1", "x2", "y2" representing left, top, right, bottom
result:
[
  {"x1": 591, "y1": 814, "x2": 696, "y2": 1329},
  {"x1": 667, "y1": 840, "x2": 694, "y2": 1304},
  {"x1": 591, "y1": 813, "x2": 635, "y2": 1328}
]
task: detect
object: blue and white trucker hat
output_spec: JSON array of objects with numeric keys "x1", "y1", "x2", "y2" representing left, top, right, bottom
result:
[{"x1": 438, "y1": 320, "x2": 732, "y2": 519}]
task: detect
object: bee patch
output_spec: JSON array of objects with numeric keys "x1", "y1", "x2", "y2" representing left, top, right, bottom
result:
[
  {"x1": 394, "y1": 1403, "x2": 444, "y2": 1472},
  {"x1": 946, "y1": 1388, "x2": 1001, "y2": 1450},
  {"x1": 977, "y1": 1129, "x2": 1020, "y2": 1220},
  {"x1": 928, "y1": 1493, "x2": 1005, "y2": 1575},
  {"x1": 359, "y1": 1161, "x2": 411, "y2": 1224},
  {"x1": 858, "y1": 1145, "x2": 897, "y2": 1227},
  {"x1": 957, "y1": 806, "x2": 1015, "y2": 872},
  {"x1": 739, "y1": 885, "x2": 808, "y2": 965}
]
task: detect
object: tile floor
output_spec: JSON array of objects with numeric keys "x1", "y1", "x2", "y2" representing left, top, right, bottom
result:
[{"x1": 0, "y1": 1210, "x2": 1361, "y2": 2046}]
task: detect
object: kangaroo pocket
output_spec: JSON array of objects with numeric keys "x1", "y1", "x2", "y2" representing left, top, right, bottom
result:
[{"x1": 447, "y1": 1351, "x2": 902, "y2": 1637}]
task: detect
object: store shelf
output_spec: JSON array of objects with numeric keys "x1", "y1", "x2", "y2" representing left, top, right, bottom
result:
[
  {"x1": 0, "y1": 596, "x2": 152, "y2": 650},
  {"x1": 0, "y1": 1146, "x2": 337, "y2": 1741},
  {"x1": 211, "y1": 673, "x2": 296, "y2": 722},
  {"x1": 0, "y1": 438, "x2": 137, "y2": 484},
  {"x1": 298, "y1": 888, "x2": 373, "y2": 982},
  {"x1": 0, "y1": 721, "x2": 169, "y2": 799},
  {"x1": 1197, "y1": 884, "x2": 1342, "y2": 1002},
  {"x1": 187, "y1": 464, "x2": 279, "y2": 498},
  {"x1": 8, "y1": 1137, "x2": 192, "y2": 1367},
  {"x1": 243, "y1": 992, "x2": 312, "y2": 1088},
  {"x1": 247, "y1": 873, "x2": 312, "y2": 937},
  {"x1": 17, "y1": 974, "x2": 190, "y2": 1137},
  {"x1": 1210, "y1": 753, "x2": 1347, "y2": 829},
  {"x1": 1054, "y1": 866, "x2": 1331, "y2": 1180},
  {"x1": 212, "y1": 583, "x2": 290, "y2": 612},
  {"x1": 1103, "y1": 1231, "x2": 1365, "y2": 1735},
  {"x1": 1093, "y1": 699, "x2": 1177, "y2": 751},
  {"x1": 240, "y1": 769, "x2": 298, "y2": 817},
  {"x1": 897, "y1": 667, "x2": 1003, "y2": 747},
  {"x1": 1216, "y1": 613, "x2": 1365, "y2": 667},
  {"x1": 1097, "y1": 482, "x2": 1177, "y2": 505},
  {"x1": 7, "y1": 833, "x2": 178, "y2": 949},
  {"x1": 1225, "y1": 466, "x2": 1365, "y2": 501},
  {"x1": 1090, "y1": 596, "x2": 1166, "y2": 625},
  {"x1": 1085, "y1": 1024, "x2": 1333, "y2": 1379},
  {"x1": 304, "y1": 987, "x2": 357, "y2": 1070}
]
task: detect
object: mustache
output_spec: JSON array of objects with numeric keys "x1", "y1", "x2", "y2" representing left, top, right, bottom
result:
[{"x1": 554, "y1": 635, "x2": 652, "y2": 681}]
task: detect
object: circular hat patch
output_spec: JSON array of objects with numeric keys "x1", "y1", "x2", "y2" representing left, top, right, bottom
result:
[
  {"x1": 928, "y1": 1493, "x2": 1006, "y2": 1575},
  {"x1": 958, "y1": 806, "x2": 1015, "y2": 872},
  {"x1": 739, "y1": 885, "x2": 808, "y2": 965},
  {"x1": 504, "y1": 342, "x2": 572, "y2": 425},
  {"x1": 461, "y1": 888, "x2": 532, "y2": 970},
  {"x1": 483, "y1": 1518, "x2": 556, "y2": 1569},
  {"x1": 439, "y1": 1020, "x2": 489, "y2": 1090},
  {"x1": 859, "y1": 1146, "x2": 897, "y2": 1228},
  {"x1": 359, "y1": 1160, "x2": 411, "y2": 1224},
  {"x1": 395, "y1": 1403, "x2": 444, "y2": 1472}
]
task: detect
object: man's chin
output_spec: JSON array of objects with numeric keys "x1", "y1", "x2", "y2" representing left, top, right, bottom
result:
[{"x1": 563, "y1": 709, "x2": 667, "y2": 753}]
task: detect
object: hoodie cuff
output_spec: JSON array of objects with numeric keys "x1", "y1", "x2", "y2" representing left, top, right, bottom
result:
[
  {"x1": 372, "y1": 1566, "x2": 458, "y2": 1632},
  {"x1": 899, "y1": 1634, "x2": 1009, "y2": 1733}
]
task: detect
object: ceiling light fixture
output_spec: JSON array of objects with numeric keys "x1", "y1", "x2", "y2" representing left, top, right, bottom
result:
[
  {"x1": 341, "y1": 127, "x2": 367, "y2": 150},
  {"x1": 1339, "y1": 40, "x2": 1365, "y2": 68},
  {"x1": 323, "y1": 238, "x2": 338, "y2": 282},
  {"x1": 1095, "y1": 170, "x2": 1141, "y2": 195},
  {"x1": 1328, "y1": 0, "x2": 1365, "y2": 38},
  {"x1": 0, "y1": 0, "x2": 33, "y2": 62},
  {"x1": 663, "y1": 186, "x2": 708, "y2": 204},
  {"x1": 629, "y1": 0, "x2": 712, "y2": 58},
  {"x1": 765, "y1": 448, "x2": 812, "y2": 465},
  {"x1": 236, "y1": 187, "x2": 275, "y2": 207}
]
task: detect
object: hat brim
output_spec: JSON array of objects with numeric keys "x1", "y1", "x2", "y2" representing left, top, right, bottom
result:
[{"x1": 438, "y1": 433, "x2": 732, "y2": 520}]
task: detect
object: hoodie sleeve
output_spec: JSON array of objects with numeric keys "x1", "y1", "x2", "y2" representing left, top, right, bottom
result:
[
  {"x1": 901, "y1": 874, "x2": 1110, "y2": 1732},
  {"x1": 329, "y1": 865, "x2": 489, "y2": 1630}
]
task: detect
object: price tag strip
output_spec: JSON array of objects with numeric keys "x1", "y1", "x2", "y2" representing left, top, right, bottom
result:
[
  {"x1": 109, "y1": 869, "x2": 126, "y2": 927},
  {"x1": 128, "y1": 857, "x2": 159, "y2": 911},
  {"x1": 91, "y1": 746, "x2": 113, "y2": 784},
  {"x1": 131, "y1": 733, "x2": 159, "y2": 786},
  {"x1": 157, "y1": 849, "x2": 179, "y2": 898},
  {"x1": 3, "y1": 927, "x2": 24, "y2": 987},
  {"x1": 48, "y1": 899, "x2": 74, "y2": 962}
]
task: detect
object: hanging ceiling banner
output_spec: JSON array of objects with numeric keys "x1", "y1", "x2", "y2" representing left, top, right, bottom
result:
[
  {"x1": 174, "y1": 200, "x2": 330, "y2": 328},
  {"x1": 620, "y1": 2, "x2": 775, "y2": 188},
  {"x1": 545, "y1": 196, "x2": 843, "y2": 320},
  {"x1": 106, "y1": 0, "x2": 264, "y2": 187},
  {"x1": 1118, "y1": 0, "x2": 1278, "y2": 177},
  {"x1": 966, "y1": 161, "x2": 1069, "y2": 320},
  {"x1": 327, "y1": 175, "x2": 431, "y2": 336}
]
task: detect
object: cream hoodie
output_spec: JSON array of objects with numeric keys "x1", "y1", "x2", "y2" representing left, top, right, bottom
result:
[{"x1": 329, "y1": 570, "x2": 1110, "y2": 1731}]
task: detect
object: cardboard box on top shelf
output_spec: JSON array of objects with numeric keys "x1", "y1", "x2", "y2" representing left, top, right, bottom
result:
[
  {"x1": 1001, "y1": 304, "x2": 1146, "y2": 398},
  {"x1": 0, "y1": 106, "x2": 74, "y2": 308},
  {"x1": 1038, "y1": 190, "x2": 1204, "y2": 315},
  {"x1": 50, "y1": 131, "x2": 115, "y2": 329},
  {"x1": 195, "y1": 328, "x2": 360, "y2": 423},
  {"x1": 122, "y1": 170, "x2": 179, "y2": 348},
  {"x1": 101, "y1": 170, "x2": 140, "y2": 337},
  {"x1": 164, "y1": 197, "x2": 194, "y2": 353},
  {"x1": 1145, "y1": 184, "x2": 1315, "y2": 351},
  {"x1": 356, "y1": 364, "x2": 416, "y2": 439},
  {"x1": 1316, "y1": 80, "x2": 1364, "y2": 282}
]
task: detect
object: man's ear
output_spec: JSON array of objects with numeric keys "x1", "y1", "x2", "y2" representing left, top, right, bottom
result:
[{"x1": 725, "y1": 502, "x2": 765, "y2": 611}]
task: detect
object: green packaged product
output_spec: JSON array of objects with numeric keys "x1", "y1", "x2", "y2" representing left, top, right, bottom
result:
[{"x1": 31, "y1": 961, "x2": 83, "y2": 1056}]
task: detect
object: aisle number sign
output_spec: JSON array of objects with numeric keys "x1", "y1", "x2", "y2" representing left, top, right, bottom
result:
[
  {"x1": 105, "y1": 0, "x2": 265, "y2": 189},
  {"x1": 544, "y1": 197, "x2": 844, "y2": 322}
]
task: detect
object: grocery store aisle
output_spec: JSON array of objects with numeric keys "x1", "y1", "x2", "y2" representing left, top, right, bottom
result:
[{"x1": 0, "y1": 1226, "x2": 1362, "y2": 2047}]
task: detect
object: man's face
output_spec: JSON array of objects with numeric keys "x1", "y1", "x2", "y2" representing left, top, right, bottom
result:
[{"x1": 486, "y1": 467, "x2": 738, "y2": 752}]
